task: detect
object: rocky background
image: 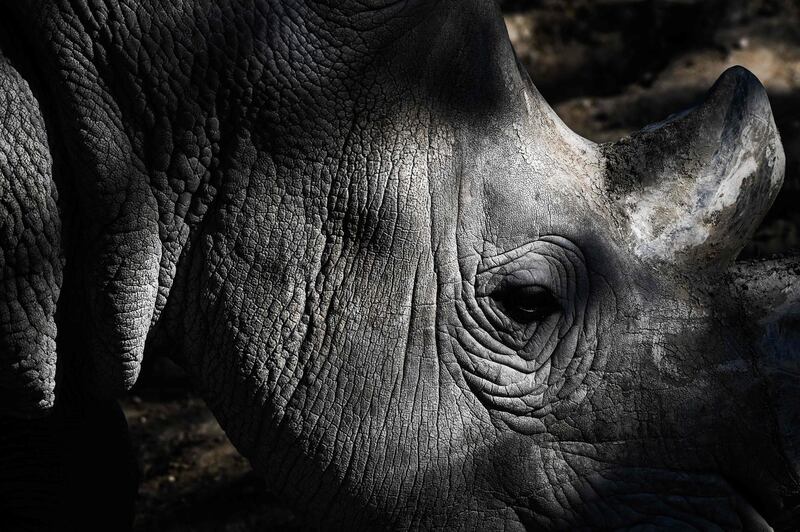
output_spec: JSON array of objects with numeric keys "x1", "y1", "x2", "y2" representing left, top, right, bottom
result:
[{"x1": 124, "y1": 1, "x2": 800, "y2": 530}]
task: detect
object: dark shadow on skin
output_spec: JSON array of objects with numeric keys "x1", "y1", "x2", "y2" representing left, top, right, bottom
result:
[
  {"x1": 0, "y1": 399, "x2": 137, "y2": 532},
  {"x1": 0, "y1": 15, "x2": 140, "y2": 532}
]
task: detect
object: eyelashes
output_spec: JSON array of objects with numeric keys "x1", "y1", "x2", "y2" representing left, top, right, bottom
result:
[{"x1": 491, "y1": 284, "x2": 562, "y2": 323}]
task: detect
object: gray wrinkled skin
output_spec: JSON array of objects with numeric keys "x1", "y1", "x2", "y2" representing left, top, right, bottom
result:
[{"x1": 1, "y1": 0, "x2": 798, "y2": 529}]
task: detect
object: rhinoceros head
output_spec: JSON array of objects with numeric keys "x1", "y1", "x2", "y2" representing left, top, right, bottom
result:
[
  {"x1": 2, "y1": 0, "x2": 799, "y2": 529},
  {"x1": 164, "y1": 1, "x2": 796, "y2": 528}
]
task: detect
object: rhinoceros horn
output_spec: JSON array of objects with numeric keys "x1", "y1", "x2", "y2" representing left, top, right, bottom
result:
[{"x1": 603, "y1": 66, "x2": 785, "y2": 269}]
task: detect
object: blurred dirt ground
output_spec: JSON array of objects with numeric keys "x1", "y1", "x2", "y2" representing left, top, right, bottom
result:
[
  {"x1": 123, "y1": 380, "x2": 303, "y2": 531},
  {"x1": 123, "y1": 2, "x2": 800, "y2": 530}
]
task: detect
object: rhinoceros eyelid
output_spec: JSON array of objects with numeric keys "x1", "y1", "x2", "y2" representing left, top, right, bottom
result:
[{"x1": 491, "y1": 284, "x2": 562, "y2": 323}]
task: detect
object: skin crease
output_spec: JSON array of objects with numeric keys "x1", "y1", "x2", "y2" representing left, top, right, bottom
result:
[{"x1": 0, "y1": 0, "x2": 798, "y2": 530}]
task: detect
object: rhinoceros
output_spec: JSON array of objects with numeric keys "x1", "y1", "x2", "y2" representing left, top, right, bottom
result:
[{"x1": 1, "y1": 0, "x2": 798, "y2": 530}]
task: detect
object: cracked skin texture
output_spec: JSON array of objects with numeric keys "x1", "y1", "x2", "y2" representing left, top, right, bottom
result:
[{"x1": 0, "y1": 0, "x2": 798, "y2": 530}]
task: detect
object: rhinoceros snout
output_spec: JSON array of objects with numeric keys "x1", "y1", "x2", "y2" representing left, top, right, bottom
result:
[{"x1": 730, "y1": 257, "x2": 800, "y2": 519}]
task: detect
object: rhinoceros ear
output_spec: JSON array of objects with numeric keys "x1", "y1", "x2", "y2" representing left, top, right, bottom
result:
[{"x1": 603, "y1": 66, "x2": 785, "y2": 269}]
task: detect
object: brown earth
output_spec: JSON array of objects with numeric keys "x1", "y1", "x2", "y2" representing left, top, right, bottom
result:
[
  {"x1": 124, "y1": 3, "x2": 800, "y2": 530},
  {"x1": 123, "y1": 376, "x2": 304, "y2": 531}
]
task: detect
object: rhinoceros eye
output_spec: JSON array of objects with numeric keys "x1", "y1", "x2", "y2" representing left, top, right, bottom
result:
[{"x1": 493, "y1": 285, "x2": 561, "y2": 323}]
